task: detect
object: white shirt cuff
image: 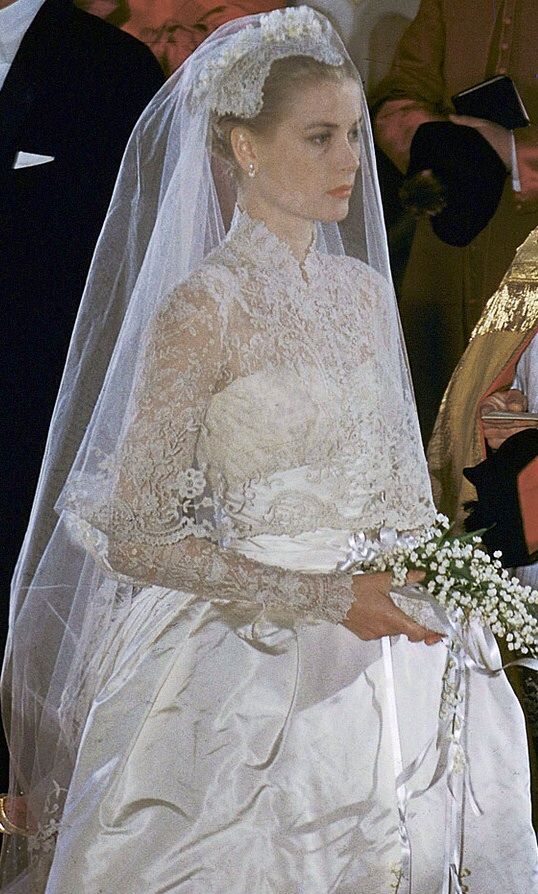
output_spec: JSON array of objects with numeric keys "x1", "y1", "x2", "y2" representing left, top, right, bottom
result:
[{"x1": 511, "y1": 131, "x2": 522, "y2": 192}]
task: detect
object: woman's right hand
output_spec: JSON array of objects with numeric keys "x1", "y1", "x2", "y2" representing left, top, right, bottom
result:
[{"x1": 343, "y1": 571, "x2": 443, "y2": 646}]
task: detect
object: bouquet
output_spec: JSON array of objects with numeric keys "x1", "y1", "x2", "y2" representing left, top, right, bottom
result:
[{"x1": 343, "y1": 514, "x2": 538, "y2": 658}]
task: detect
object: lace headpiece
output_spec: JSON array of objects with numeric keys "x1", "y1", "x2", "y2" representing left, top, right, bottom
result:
[{"x1": 191, "y1": 6, "x2": 345, "y2": 118}]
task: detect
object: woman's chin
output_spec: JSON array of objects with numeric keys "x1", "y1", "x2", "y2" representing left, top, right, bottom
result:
[{"x1": 318, "y1": 202, "x2": 351, "y2": 223}]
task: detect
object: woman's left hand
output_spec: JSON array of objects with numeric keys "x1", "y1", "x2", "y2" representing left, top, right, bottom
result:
[{"x1": 345, "y1": 570, "x2": 443, "y2": 646}]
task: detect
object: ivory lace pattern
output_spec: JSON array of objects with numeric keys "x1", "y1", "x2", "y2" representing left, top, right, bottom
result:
[{"x1": 63, "y1": 211, "x2": 434, "y2": 623}]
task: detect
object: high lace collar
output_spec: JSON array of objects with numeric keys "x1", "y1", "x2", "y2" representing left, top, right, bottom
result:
[{"x1": 225, "y1": 207, "x2": 319, "y2": 282}]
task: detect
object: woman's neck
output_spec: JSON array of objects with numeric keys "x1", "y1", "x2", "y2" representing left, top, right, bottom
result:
[{"x1": 239, "y1": 195, "x2": 315, "y2": 264}]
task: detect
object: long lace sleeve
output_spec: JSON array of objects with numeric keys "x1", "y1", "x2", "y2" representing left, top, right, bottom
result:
[{"x1": 105, "y1": 282, "x2": 355, "y2": 625}]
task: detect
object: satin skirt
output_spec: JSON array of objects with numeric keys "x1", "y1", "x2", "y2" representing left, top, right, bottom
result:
[{"x1": 45, "y1": 583, "x2": 538, "y2": 893}]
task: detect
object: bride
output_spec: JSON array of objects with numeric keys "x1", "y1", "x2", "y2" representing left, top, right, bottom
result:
[{"x1": 1, "y1": 8, "x2": 536, "y2": 893}]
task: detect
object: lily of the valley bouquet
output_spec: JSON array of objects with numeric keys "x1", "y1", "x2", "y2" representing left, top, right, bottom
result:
[{"x1": 342, "y1": 514, "x2": 538, "y2": 658}]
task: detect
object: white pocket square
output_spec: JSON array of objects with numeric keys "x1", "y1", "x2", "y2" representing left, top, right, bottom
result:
[{"x1": 13, "y1": 151, "x2": 55, "y2": 169}]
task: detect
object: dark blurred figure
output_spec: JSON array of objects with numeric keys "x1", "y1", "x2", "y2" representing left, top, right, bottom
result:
[
  {"x1": 373, "y1": 147, "x2": 417, "y2": 296},
  {"x1": 371, "y1": 0, "x2": 538, "y2": 444},
  {"x1": 0, "y1": 0, "x2": 164, "y2": 786}
]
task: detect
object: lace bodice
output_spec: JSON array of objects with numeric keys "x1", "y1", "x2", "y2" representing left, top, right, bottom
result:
[{"x1": 65, "y1": 212, "x2": 434, "y2": 624}]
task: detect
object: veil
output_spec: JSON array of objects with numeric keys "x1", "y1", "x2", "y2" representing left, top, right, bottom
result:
[{"x1": 0, "y1": 7, "x2": 431, "y2": 888}]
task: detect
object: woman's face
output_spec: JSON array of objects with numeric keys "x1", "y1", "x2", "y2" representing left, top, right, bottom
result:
[{"x1": 245, "y1": 77, "x2": 361, "y2": 224}]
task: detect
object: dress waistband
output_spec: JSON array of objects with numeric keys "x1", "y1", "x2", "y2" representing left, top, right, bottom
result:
[{"x1": 226, "y1": 528, "x2": 352, "y2": 573}]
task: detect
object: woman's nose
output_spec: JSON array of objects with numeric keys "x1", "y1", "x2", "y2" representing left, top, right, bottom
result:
[{"x1": 339, "y1": 140, "x2": 360, "y2": 171}]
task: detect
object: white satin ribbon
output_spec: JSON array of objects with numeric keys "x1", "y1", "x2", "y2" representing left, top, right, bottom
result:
[
  {"x1": 381, "y1": 613, "x2": 537, "y2": 893},
  {"x1": 342, "y1": 529, "x2": 538, "y2": 891},
  {"x1": 382, "y1": 636, "x2": 412, "y2": 893},
  {"x1": 338, "y1": 527, "x2": 417, "y2": 571}
]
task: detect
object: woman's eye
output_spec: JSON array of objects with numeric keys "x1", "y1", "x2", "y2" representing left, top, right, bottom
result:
[
  {"x1": 310, "y1": 133, "x2": 331, "y2": 146},
  {"x1": 349, "y1": 127, "x2": 360, "y2": 143}
]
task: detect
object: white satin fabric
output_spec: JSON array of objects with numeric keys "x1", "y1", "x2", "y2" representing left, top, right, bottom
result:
[
  {"x1": 45, "y1": 529, "x2": 537, "y2": 893},
  {"x1": 514, "y1": 330, "x2": 538, "y2": 590}
]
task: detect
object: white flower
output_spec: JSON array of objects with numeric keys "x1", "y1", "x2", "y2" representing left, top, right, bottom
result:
[
  {"x1": 173, "y1": 468, "x2": 206, "y2": 500},
  {"x1": 341, "y1": 521, "x2": 538, "y2": 657}
]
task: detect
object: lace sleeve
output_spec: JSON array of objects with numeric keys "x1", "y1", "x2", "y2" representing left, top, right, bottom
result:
[{"x1": 106, "y1": 282, "x2": 355, "y2": 625}]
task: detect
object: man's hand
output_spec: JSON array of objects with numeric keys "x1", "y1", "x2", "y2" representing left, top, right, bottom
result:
[
  {"x1": 343, "y1": 571, "x2": 443, "y2": 646},
  {"x1": 449, "y1": 114, "x2": 512, "y2": 169},
  {"x1": 481, "y1": 388, "x2": 527, "y2": 416},
  {"x1": 480, "y1": 388, "x2": 537, "y2": 449}
]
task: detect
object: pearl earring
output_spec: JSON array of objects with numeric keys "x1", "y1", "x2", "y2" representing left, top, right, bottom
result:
[{"x1": 247, "y1": 163, "x2": 256, "y2": 178}]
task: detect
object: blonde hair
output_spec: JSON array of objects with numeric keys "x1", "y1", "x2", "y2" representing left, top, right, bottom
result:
[{"x1": 212, "y1": 54, "x2": 357, "y2": 172}]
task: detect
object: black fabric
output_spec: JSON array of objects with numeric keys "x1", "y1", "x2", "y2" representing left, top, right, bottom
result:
[
  {"x1": 401, "y1": 120, "x2": 507, "y2": 247},
  {"x1": 0, "y1": 0, "x2": 164, "y2": 793},
  {"x1": 1, "y1": 0, "x2": 164, "y2": 590},
  {"x1": 463, "y1": 428, "x2": 538, "y2": 567}
]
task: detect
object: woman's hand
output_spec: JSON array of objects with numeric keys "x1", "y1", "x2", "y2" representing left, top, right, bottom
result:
[
  {"x1": 481, "y1": 388, "x2": 536, "y2": 449},
  {"x1": 343, "y1": 571, "x2": 443, "y2": 646},
  {"x1": 449, "y1": 114, "x2": 512, "y2": 169}
]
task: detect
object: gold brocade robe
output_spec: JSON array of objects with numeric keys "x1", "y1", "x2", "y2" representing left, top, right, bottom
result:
[
  {"x1": 428, "y1": 226, "x2": 538, "y2": 527},
  {"x1": 428, "y1": 228, "x2": 538, "y2": 823}
]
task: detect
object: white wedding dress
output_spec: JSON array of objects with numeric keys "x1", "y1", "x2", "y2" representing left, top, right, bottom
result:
[{"x1": 46, "y1": 214, "x2": 537, "y2": 893}]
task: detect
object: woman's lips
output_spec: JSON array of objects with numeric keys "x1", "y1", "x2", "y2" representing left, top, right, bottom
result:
[{"x1": 327, "y1": 185, "x2": 354, "y2": 198}]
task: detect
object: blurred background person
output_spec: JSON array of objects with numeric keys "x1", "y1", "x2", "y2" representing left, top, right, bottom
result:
[
  {"x1": 78, "y1": 0, "x2": 285, "y2": 75},
  {"x1": 371, "y1": 0, "x2": 538, "y2": 444},
  {"x1": 300, "y1": 0, "x2": 419, "y2": 95},
  {"x1": 0, "y1": 0, "x2": 164, "y2": 788}
]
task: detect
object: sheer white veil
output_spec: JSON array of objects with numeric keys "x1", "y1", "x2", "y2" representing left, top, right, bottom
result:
[{"x1": 0, "y1": 6, "x2": 429, "y2": 887}]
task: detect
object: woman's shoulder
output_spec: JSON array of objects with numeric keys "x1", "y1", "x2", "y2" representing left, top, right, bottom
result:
[
  {"x1": 163, "y1": 252, "x2": 240, "y2": 321},
  {"x1": 320, "y1": 253, "x2": 392, "y2": 297}
]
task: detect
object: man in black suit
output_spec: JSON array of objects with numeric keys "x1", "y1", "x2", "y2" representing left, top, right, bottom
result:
[{"x1": 0, "y1": 0, "x2": 164, "y2": 784}]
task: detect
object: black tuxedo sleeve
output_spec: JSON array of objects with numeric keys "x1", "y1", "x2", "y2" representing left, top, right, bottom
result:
[{"x1": 69, "y1": 14, "x2": 165, "y2": 205}]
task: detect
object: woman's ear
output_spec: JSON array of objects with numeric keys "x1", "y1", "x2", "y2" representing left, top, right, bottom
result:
[{"x1": 230, "y1": 127, "x2": 259, "y2": 177}]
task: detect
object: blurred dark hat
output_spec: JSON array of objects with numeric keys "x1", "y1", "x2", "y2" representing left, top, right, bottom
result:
[{"x1": 400, "y1": 121, "x2": 508, "y2": 247}]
